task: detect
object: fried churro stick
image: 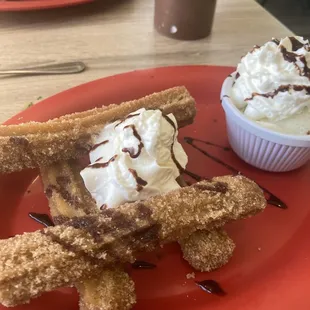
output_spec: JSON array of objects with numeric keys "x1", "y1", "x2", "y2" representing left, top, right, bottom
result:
[
  {"x1": 0, "y1": 87, "x2": 196, "y2": 174},
  {"x1": 42, "y1": 160, "x2": 99, "y2": 219},
  {"x1": 174, "y1": 177, "x2": 236, "y2": 272},
  {"x1": 0, "y1": 175, "x2": 266, "y2": 307},
  {"x1": 42, "y1": 162, "x2": 237, "y2": 309},
  {"x1": 40, "y1": 161, "x2": 136, "y2": 310},
  {"x1": 43, "y1": 162, "x2": 235, "y2": 309},
  {"x1": 179, "y1": 229, "x2": 235, "y2": 272}
]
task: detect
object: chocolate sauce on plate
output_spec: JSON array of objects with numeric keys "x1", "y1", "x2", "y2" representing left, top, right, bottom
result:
[
  {"x1": 196, "y1": 280, "x2": 226, "y2": 296},
  {"x1": 29, "y1": 212, "x2": 54, "y2": 227},
  {"x1": 183, "y1": 169, "x2": 203, "y2": 182},
  {"x1": 184, "y1": 137, "x2": 287, "y2": 209},
  {"x1": 132, "y1": 260, "x2": 157, "y2": 269}
]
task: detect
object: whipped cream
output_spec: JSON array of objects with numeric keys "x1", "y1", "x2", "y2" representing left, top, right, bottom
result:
[
  {"x1": 80, "y1": 108, "x2": 188, "y2": 209},
  {"x1": 231, "y1": 36, "x2": 310, "y2": 135}
]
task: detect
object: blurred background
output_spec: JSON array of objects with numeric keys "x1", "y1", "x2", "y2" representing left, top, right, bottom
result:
[{"x1": 257, "y1": 0, "x2": 310, "y2": 39}]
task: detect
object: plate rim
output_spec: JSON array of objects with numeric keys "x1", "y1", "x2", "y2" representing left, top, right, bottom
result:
[
  {"x1": 0, "y1": 0, "x2": 94, "y2": 12},
  {"x1": 3, "y1": 64, "x2": 307, "y2": 310},
  {"x1": 4, "y1": 65, "x2": 235, "y2": 125}
]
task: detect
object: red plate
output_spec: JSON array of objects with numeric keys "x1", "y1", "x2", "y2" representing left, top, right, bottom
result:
[
  {"x1": 0, "y1": 0, "x2": 93, "y2": 12},
  {"x1": 1, "y1": 65, "x2": 310, "y2": 310}
]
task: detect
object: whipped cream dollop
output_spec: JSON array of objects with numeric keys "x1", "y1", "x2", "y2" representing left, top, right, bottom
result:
[
  {"x1": 230, "y1": 36, "x2": 310, "y2": 135},
  {"x1": 80, "y1": 108, "x2": 188, "y2": 209}
]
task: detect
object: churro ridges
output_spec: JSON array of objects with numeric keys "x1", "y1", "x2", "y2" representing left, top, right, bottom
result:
[
  {"x1": 179, "y1": 229, "x2": 235, "y2": 272},
  {"x1": 0, "y1": 86, "x2": 196, "y2": 173}
]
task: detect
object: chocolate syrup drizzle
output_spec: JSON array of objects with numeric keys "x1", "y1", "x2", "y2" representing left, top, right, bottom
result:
[
  {"x1": 221, "y1": 95, "x2": 230, "y2": 102},
  {"x1": 184, "y1": 137, "x2": 287, "y2": 209},
  {"x1": 243, "y1": 37, "x2": 310, "y2": 103},
  {"x1": 250, "y1": 45, "x2": 260, "y2": 53},
  {"x1": 232, "y1": 72, "x2": 240, "y2": 87},
  {"x1": 91, "y1": 140, "x2": 109, "y2": 152},
  {"x1": 128, "y1": 168, "x2": 148, "y2": 191},
  {"x1": 245, "y1": 37, "x2": 310, "y2": 103},
  {"x1": 196, "y1": 280, "x2": 226, "y2": 296},
  {"x1": 122, "y1": 125, "x2": 144, "y2": 159},
  {"x1": 132, "y1": 260, "x2": 156, "y2": 269},
  {"x1": 245, "y1": 84, "x2": 310, "y2": 101},
  {"x1": 100, "y1": 204, "x2": 108, "y2": 211},
  {"x1": 280, "y1": 45, "x2": 300, "y2": 63},
  {"x1": 28, "y1": 212, "x2": 54, "y2": 227},
  {"x1": 90, "y1": 155, "x2": 117, "y2": 169},
  {"x1": 289, "y1": 36, "x2": 304, "y2": 51},
  {"x1": 162, "y1": 114, "x2": 184, "y2": 173},
  {"x1": 115, "y1": 113, "x2": 140, "y2": 128},
  {"x1": 271, "y1": 38, "x2": 280, "y2": 45},
  {"x1": 279, "y1": 39, "x2": 310, "y2": 79}
]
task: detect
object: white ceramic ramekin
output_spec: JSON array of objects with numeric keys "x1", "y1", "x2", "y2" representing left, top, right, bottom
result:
[{"x1": 221, "y1": 72, "x2": 310, "y2": 172}]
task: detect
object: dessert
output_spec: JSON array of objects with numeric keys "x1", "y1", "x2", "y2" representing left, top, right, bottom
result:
[
  {"x1": 77, "y1": 105, "x2": 237, "y2": 308},
  {"x1": 38, "y1": 101, "x2": 191, "y2": 310},
  {"x1": 41, "y1": 160, "x2": 235, "y2": 310},
  {"x1": 80, "y1": 108, "x2": 188, "y2": 209},
  {"x1": 0, "y1": 86, "x2": 195, "y2": 174},
  {"x1": 40, "y1": 161, "x2": 136, "y2": 310},
  {"x1": 0, "y1": 175, "x2": 266, "y2": 306},
  {"x1": 230, "y1": 36, "x2": 310, "y2": 135},
  {"x1": 180, "y1": 229, "x2": 235, "y2": 272},
  {"x1": 77, "y1": 269, "x2": 136, "y2": 310},
  {"x1": 0, "y1": 87, "x2": 267, "y2": 309}
]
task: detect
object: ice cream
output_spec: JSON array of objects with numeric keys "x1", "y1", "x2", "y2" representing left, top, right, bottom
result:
[
  {"x1": 80, "y1": 108, "x2": 188, "y2": 209},
  {"x1": 230, "y1": 36, "x2": 310, "y2": 135}
]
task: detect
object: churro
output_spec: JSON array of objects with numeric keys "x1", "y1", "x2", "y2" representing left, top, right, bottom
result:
[
  {"x1": 41, "y1": 161, "x2": 234, "y2": 309},
  {"x1": 0, "y1": 175, "x2": 266, "y2": 306},
  {"x1": 76, "y1": 268, "x2": 136, "y2": 310},
  {"x1": 41, "y1": 160, "x2": 98, "y2": 219},
  {"x1": 40, "y1": 161, "x2": 136, "y2": 310},
  {"x1": 0, "y1": 87, "x2": 195, "y2": 173},
  {"x1": 179, "y1": 229, "x2": 235, "y2": 272}
]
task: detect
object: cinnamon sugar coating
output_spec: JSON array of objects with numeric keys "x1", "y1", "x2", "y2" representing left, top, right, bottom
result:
[
  {"x1": 0, "y1": 86, "x2": 195, "y2": 173},
  {"x1": 0, "y1": 176, "x2": 266, "y2": 306},
  {"x1": 77, "y1": 268, "x2": 136, "y2": 310},
  {"x1": 40, "y1": 161, "x2": 136, "y2": 310},
  {"x1": 179, "y1": 229, "x2": 235, "y2": 272}
]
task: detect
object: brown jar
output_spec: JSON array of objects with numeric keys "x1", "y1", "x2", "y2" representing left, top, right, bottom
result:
[{"x1": 154, "y1": 0, "x2": 217, "y2": 40}]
